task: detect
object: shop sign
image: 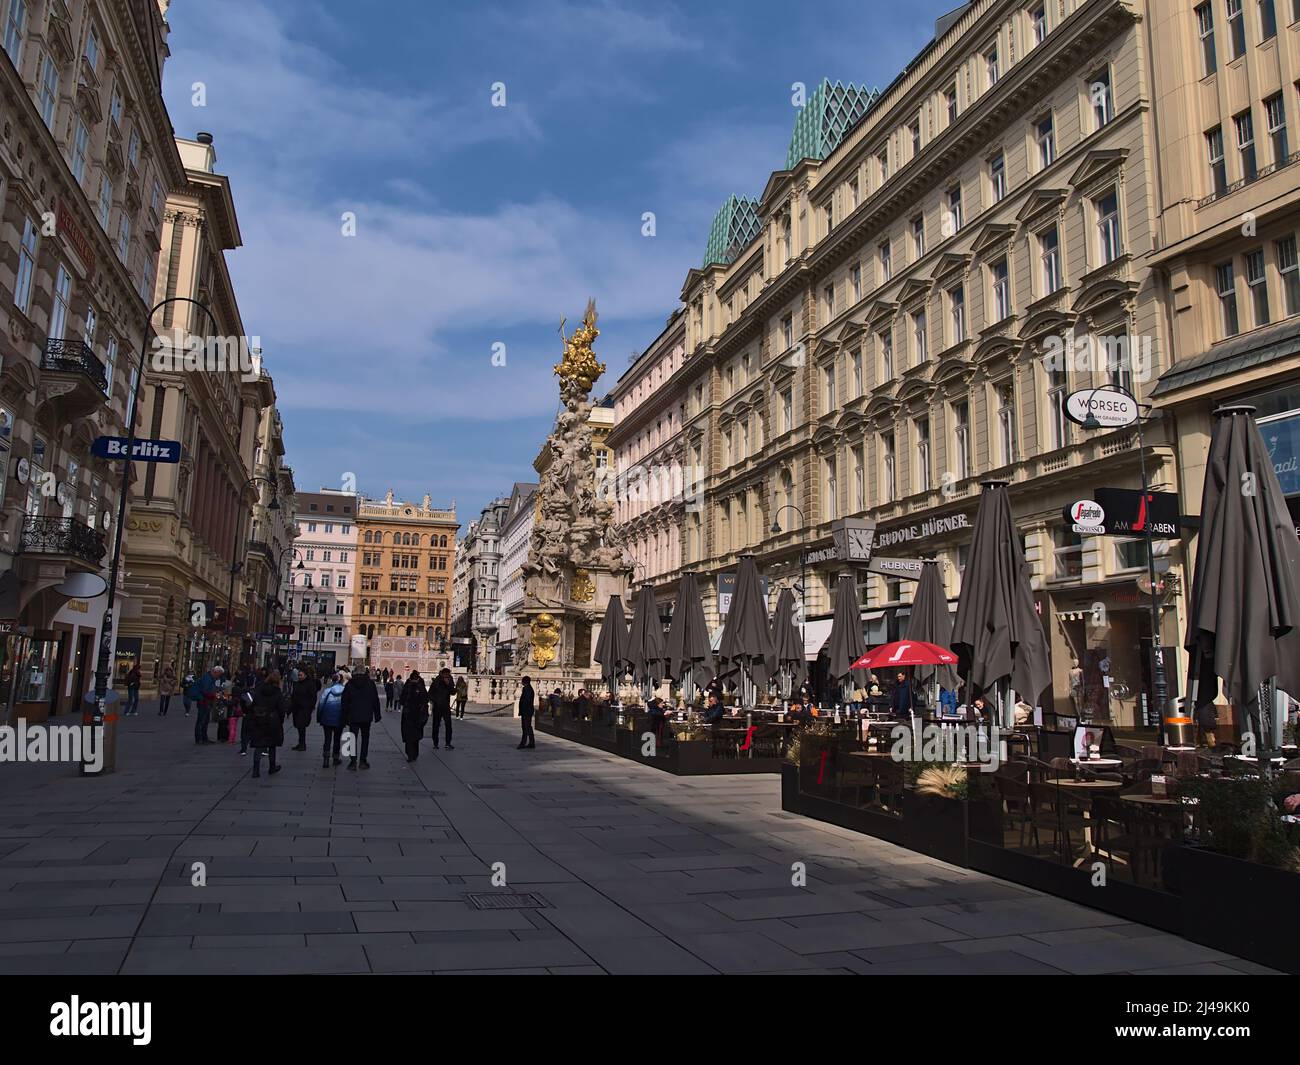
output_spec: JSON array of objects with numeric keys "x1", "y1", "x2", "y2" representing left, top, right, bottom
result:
[
  {"x1": 56, "y1": 200, "x2": 96, "y2": 279},
  {"x1": 1064, "y1": 387, "x2": 1139, "y2": 428},
  {"x1": 1093, "y1": 487, "x2": 1181, "y2": 537},
  {"x1": 873, "y1": 511, "x2": 971, "y2": 550},
  {"x1": 1066, "y1": 499, "x2": 1105, "y2": 534},
  {"x1": 804, "y1": 544, "x2": 839, "y2": 565},
  {"x1": 866, "y1": 556, "x2": 924, "y2": 579},
  {"x1": 1260, "y1": 410, "x2": 1300, "y2": 497},
  {"x1": 717, "y1": 572, "x2": 770, "y2": 615}
]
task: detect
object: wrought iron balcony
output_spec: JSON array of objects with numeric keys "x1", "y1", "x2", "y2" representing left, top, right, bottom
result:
[
  {"x1": 246, "y1": 539, "x2": 277, "y2": 567},
  {"x1": 21, "y1": 517, "x2": 108, "y2": 567},
  {"x1": 41, "y1": 338, "x2": 108, "y2": 392}
]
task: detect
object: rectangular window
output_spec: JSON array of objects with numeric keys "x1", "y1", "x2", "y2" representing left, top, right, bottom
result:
[
  {"x1": 947, "y1": 185, "x2": 963, "y2": 232},
  {"x1": 117, "y1": 214, "x2": 131, "y2": 263},
  {"x1": 997, "y1": 383, "x2": 1017, "y2": 466},
  {"x1": 847, "y1": 175, "x2": 859, "y2": 209},
  {"x1": 1196, "y1": 2, "x2": 1217, "y2": 75},
  {"x1": 50, "y1": 265, "x2": 71, "y2": 339},
  {"x1": 84, "y1": 24, "x2": 99, "y2": 69},
  {"x1": 949, "y1": 285, "x2": 966, "y2": 343},
  {"x1": 1207, "y1": 126, "x2": 1227, "y2": 194},
  {"x1": 985, "y1": 45, "x2": 1000, "y2": 88},
  {"x1": 850, "y1": 263, "x2": 861, "y2": 302},
  {"x1": 1031, "y1": 4, "x2": 1046, "y2": 45},
  {"x1": 823, "y1": 201, "x2": 832, "y2": 235},
  {"x1": 912, "y1": 215, "x2": 925, "y2": 258},
  {"x1": 1259, "y1": 0, "x2": 1277, "y2": 41},
  {"x1": 823, "y1": 363, "x2": 835, "y2": 412},
  {"x1": 1278, "y1": 235, "x2": 1300, "y2": 316},
  {"x1": 953, "y1": 400, "x2": 971, "y2": 481},
  {"x1": 852, "y1": 445, "x2": 865, "y2": 511},
  {"x1": 910, "y1": 118, "x2": 921, "y2": 159},
  {"x1": 883, "y1": 432, "x2": 896, "y2": 500},
  {"x1": 990, "y1": 152, "x2": 1006, "y2": 201},
  {"x1": 127, "y1": 128, "x2": 139, "y2": 168},
  {"x1": 880, "y1": 240, "x2": 892, "y2": 280},
  {"x1": 991, "y1": 258, "x2": 1010, "y2": 321},
  {"x1": 83, "y1": 305, "x2": 97, "y2": 345},
  {"x1": 1090, "y1": 68, "x2": 1113, "y2": 129},
  {"x1": 71, "y1": 120, "x2": 89, "y2": 183},
  {"x1": 103, "y1": 336, "x2": 117, "y2": 396},
  {"x1": 877, "y1": 147, "x2": 889, "y2": 183},
  {"x1": 38, "y1": 51, "x2": 58, "y2": 127},
  {"x1": 1040, "y1": 226, "x2": 1061, "y2": 294},
  {"x1": 1047, "y1": 364, "x2": 1069, "y2": 450},
  {"x1": 781, "y1": 313, "x2": 793, "y2": 350},
  {"x1": 1096, "y1": 190, "x2": 1121, "y2": 265},
  {"x1": 781, "y1": 388, "x2": 793, "y2": 433},
  {"x1": 139, "y1": 256, "x2": 154, "y2": 303},
  {"x1": 822, "y1": 282, "x2": 835, "y2": 324},
  {"x1": 2, "y1": 0, "x2": 25, "y2": 64},
  {"x1": 1266, "y1": 93, "x2": 1288, "y2": 165},
  {"x1": 1246, "y1": 248, "x2": 1270, "y2": 326},
  {"x1": 945, "y1": 85, "x2": 958, "y2": 125},
  {"x1": 1227, "y1": 0, "x2": 1246, "y2": 57},
  {"x1": 1037, "y1": 114, "x2": 1056, "y2": 169},
  {"x1": 880, "y1": 329, "x2": 894, "y2": 381},
  {"x1": 824, "y1": 456, "x2": 837, "y2": 520},
  {"x1": 915, "y1": 417, "x2": 931, "y2": 493},
  {"x1": 14, "y1": 215, "x2": 37, "y2": 314},
  {"x1": 109, "y1": 82, "x2": 122, "y2": 127},
  {"x1": 912, "y1": 309, "x2": 928, "y2": 363},
  {"x1": 1236, "y1": 109, "x2": 1257, "y2": 182},
  {"x1": 1217, "y1": 260, "x2": 1240, "y2": 336},
  {"x1": 851, "y1": 347, "x2": 863, "y2": 397}
]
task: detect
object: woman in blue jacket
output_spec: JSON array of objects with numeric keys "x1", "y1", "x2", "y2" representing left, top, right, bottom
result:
[{"x1": 316, "y1": 673, "x2": 347, "y2": 768}]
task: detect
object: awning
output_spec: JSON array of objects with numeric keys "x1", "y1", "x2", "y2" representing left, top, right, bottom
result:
[
  {"x1": 1152, "y1": 316, "x2": 1300, "y2": 397},
  {"x1": 802, "y1": 618, "x2": 833, "y2": 660}
]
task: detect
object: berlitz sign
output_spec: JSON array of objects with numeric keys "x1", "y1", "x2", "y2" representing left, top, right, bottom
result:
[
  {"x1": 91, "y1": 436, "x2": 181, "y2": 463},
  {"x1": 1064, "y1": 387, "x2": 1139, "y2": 428}
]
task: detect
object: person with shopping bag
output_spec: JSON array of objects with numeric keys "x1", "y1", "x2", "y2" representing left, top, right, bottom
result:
[{"x1": 316, "y1": 672, "x2": 347, "y2": 768}]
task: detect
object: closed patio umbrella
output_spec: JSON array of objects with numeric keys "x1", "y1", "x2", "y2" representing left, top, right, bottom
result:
[
  {"x1": 593, "y1": 593, "x2": 630, "y2": 697},
  {"x1": 951, "y1": 481, "x2": 1051, "y2": 727},
  {"x1": 719, "y1": 555, "x2": 775, "y2": 708},
  {"x1": 824, "y1": 572, "x2": 866, "y2": 703},
  {"x1": 910, "y1": 559, "x2": 959, "y2": 695},
  {"x1": 626, "y1": 584, "x2": 667, "y2": 701},
  {"x1": 1185, "y1": 405, "x2": 1300, "y2": 755},
  {"x1": 664, "y1": 571, "x2": 713, "y2": 701},
  {"x1": 771, "y1": 586, "x2": 807, "y2": 698}
]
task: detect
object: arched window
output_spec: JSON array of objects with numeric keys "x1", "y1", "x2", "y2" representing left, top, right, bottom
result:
[
  {"x1": 406, "y1": 626, "x2": 413, "y2": 637},
  {"x1": 397, "y1": 601, "x2": 407, "y2": 617},
  {"x1": 364, "y1": 530, "x2": 372, "y2": 543},
  {"x1": 435, "y1": 602, "x2": 444, "y2": 618},
  {"x1": 413, "y1": 534, "x2": 422, "y2": 547},
  {"x1": 418, "y1": 602, "x2": 426, "y2": 616},
  {"x1": 440, "y1": 535, "x2": 447, "y2": 547}
]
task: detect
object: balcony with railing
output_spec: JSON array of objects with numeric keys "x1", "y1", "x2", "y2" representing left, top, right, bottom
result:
[
  {"x1": 38, "y1": 339, "x2": 110, "y2": 420},
  {"x1": 21, "y1": 517, "x2": 108, "y2": 568}
]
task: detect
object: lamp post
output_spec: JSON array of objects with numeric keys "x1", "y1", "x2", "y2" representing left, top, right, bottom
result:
[
  {"x1": 270, "y1": 547, "x2": 302, "y2": 666},
  {"x1": 1079, "y1": 383, "x2": 1169, "y2": 742},
  {"x1": 224, "y1": 474, "x2": 279, "y2": 672},
  {"x1": 87, "y1": 297, "x2": 217, "y2": 775}
]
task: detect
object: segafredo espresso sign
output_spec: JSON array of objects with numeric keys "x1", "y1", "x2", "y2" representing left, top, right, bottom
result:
[
  {"x1": 1065, "y1": 499, "x2": 1105, "y2": 534},
  {"x1": 1064, "y1": 387, "x2": 1139, "y2": 428}
]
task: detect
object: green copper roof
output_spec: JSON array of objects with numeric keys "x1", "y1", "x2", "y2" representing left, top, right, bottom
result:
[
  {"x1": 703, "y1": 194, "x2": 762, "y2": 268},
  {"x1": 785, "y1": 79, "x2": 880, "y2": 170}
]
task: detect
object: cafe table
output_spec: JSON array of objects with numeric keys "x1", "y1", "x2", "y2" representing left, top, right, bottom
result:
[
  {"x1": 1045, "y1": 778, "x2": 1125, "y2": 868},
  {"x1": 1069, "y1": 757, "x2": 1123, "y2": 768}
]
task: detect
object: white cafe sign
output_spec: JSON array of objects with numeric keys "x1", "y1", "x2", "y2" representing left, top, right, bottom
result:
[{"x1": 873, "y1": 512, "x2": 971, "y2": 550}]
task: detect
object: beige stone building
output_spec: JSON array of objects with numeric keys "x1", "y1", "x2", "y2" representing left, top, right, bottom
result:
[
  {"x1": 115, "y1": 133, "x2": 279, "y2": 685},
  {"x1": 620, "y1": 0, "x2": 1213, "y2": 728},
  {"x1": 0, "y1": 0, "x2": 185, "y2": 719}
]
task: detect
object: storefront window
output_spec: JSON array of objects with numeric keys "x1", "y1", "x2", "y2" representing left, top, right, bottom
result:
[
  {"x1": 1052, "y1": 525, "x2": 1083, "y2": 579},
  {"x1": 17, "y1": 639, "x2": 58, "y2": 703},
  {"x1": 1114, "y1": 537, "x2": 1149, "y2": 571}
]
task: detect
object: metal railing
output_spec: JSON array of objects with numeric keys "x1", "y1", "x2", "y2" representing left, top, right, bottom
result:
[
  {"x1": 21, "y1": 516, "x2": 108, "y2": 566},
  {"x1": 41, "y1": 338, "x2": 108, "y2": 392},
  {"x1": 1197, "y1": 149, "x2": 1300, "y2": 208}
]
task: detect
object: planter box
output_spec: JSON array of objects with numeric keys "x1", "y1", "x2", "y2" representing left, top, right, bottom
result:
[{"x1": 1162, "y1": 844, "x2": 1300, "y2": 974}]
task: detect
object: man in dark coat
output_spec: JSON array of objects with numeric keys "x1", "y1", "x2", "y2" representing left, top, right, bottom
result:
[
  {"x1": 518, "y1": 676, "x2": 536, "y2": 749},
  {"x1": 248, "y1": 671, "x2": 287, "y2": 778},
  {"x1": 342, "y1": 668, "x2": 383, "y2": 770},
  {"x1": 890, "y1": 670, "x2": 914, "y2": 719},
  {"x1": 400, "y1": 672, "x2": 429, "y2": 762},
  {"x1": 429, "y1": 668, "x2": 457, "y2": 749},
  {"x1": 289, "y1": 667, "x2": 317, "y2": 750}
]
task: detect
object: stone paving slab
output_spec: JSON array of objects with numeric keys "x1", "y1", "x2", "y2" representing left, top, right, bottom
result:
[{"x1": 0, "y1": 700, "x2": 1279, "y2": 974}]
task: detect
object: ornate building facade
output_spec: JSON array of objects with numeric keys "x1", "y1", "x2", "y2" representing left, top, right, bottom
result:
[
  {"x1": 286, "y1": 489, "x2": 355, "y2": 673},
  {"x1": 0, "y1": 0, "x2": 186, "y2": 719},
  {"x1": 449, "y1": 495, "x2": 508, "y2": 671}
]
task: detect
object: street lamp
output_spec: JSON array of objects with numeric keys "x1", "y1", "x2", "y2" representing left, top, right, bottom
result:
[
  {"x1": 223, "y1": 474, "x2": 280, "y2": 671},
  {"x1": 1079, "y1": 383, "x2": 1170, "y2": 742},
  {"x1": 770, "y1": 504, "x2": 807, "y2": 649},
  {"x1": 89, "y1": 297, "x2": 217, "y2": 775}
]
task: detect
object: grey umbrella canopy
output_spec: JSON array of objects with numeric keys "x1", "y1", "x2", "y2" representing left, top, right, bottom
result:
[
  {"x1": 824, "y1": 572, "x2": 866, "y2": 687},
  {"x1": 664, "y1": 572, "x2": 713, "y2": 688},
  {"x1": 771, "y1": 586, "x2": 807, "y2": 690},
  {"x1": 593, "y1": 594, "x2": 630, "y2": 691},
  {"x1": 1185, "y1": 406, "x2": 1300, "y2": 740},
  {"x1": 719, "y1": 555, "x2": 775, "y2": 693},
  {"x1": 910, "y1": 559, "x2": 958, "y2": 691},
  {"x1": 626, "y1": 584, "x2": 668, "y2": 687},
  {"x1": 951, "y1": 482, "x2": 1051, "y2": 704}
]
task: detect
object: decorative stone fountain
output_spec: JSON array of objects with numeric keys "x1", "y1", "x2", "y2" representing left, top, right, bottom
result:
[{"x1": 511, "y1": 301, "x2": 632, "y2": 682}]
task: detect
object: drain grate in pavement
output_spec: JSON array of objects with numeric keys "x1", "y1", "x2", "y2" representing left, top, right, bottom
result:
[{"x1": 465, "y1": 891, "x2": 549, "y2": 910}]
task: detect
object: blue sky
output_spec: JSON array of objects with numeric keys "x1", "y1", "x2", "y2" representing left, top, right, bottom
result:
[{"x1": 160, "y1": 0, "x2": 946, "y2": 528}]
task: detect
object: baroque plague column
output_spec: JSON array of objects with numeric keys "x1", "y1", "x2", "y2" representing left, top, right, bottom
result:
[{"x1": 513, "y1": 302, "x2": 631, "y2": 679}]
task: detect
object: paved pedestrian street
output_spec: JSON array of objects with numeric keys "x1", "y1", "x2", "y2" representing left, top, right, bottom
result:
[{"x1": 0, "y1": 703, "x2": 1271, "y2": 976}]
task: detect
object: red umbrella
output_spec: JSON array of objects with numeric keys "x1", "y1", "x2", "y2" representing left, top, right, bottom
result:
[{"x1": 851, "y1": 640, "x2": 958, "y2": 671}]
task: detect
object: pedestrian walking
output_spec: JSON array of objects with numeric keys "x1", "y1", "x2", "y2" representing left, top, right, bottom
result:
[
  {"x1": 384, "y1": 672, "x2": 395, "y2": 711},
  {"x1": 248, "y1": 670, "x2": 287, "y2": 778},
  {"x1": 289, "y1": 666, "x2": 316, "y2": 750},
  {"x1": 430, "y1": 667, "x2": 456, "y2": 749},
  {"x1": 236, "y1": 668, "x2": 257, "y2": 755},
  {"x1": 182, "y1": 669, "x2": 196, "y2": 716},
  {"x1": 517, "y1": 675, "x2": 536, "y2": 749},
  {"x1": 158, "y1": 665, "x2": 176, "y2": 716},
  {"x1": 342, "y1": 667, "x2": 382, "y2": 770},
  {"x1": 194, "y1": 665, "x2": 222, "y2": 744},
  {"x1": 123, "y1": 664, "x2": 142, "y2": 716},
  {"x1": 316, "y1": 671, "x2": 347, "y2": 768},
  {"x1": 401, "y1": 671, "x2": 429, "y2": 762},
  {"x1": 454, "y1": 675, "x2": 468, "y2": 718}
]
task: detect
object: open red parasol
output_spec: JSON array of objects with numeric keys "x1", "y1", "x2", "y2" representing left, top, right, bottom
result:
[{"x1": 851, "y1": 640, "x2": 958, "y2": 671}]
